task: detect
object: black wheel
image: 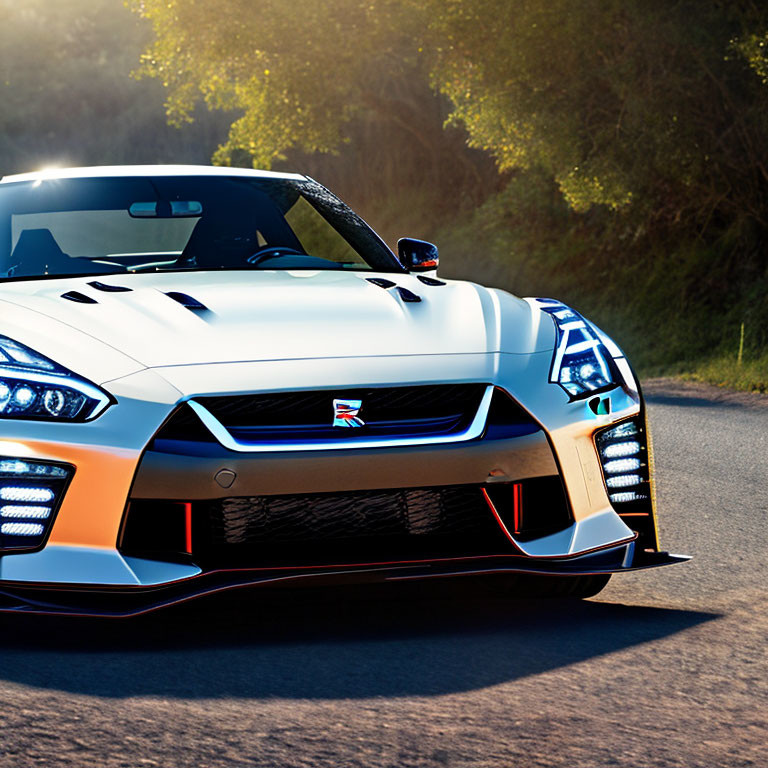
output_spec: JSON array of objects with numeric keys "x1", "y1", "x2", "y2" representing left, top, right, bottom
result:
[{"x1": 486, "y1": 573, "x2": 611, "y2": 599}]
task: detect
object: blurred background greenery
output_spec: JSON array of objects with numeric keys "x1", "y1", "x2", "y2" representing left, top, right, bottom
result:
[{"x1": 1, "y1": 0, "x2": 767, "y2": 390}]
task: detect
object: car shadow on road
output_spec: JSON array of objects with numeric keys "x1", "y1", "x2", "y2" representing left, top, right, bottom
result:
[
  {"x1": 645, "y1": 393, "x2": 748, "y2": 410},
  {"x1": 0, "y1": 580, "x2": 717, "y2": 700}
]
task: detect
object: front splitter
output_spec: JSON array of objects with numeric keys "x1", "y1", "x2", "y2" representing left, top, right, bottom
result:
[{"x1": 0, "y1": 546, "x2": 689, "y2": 617}]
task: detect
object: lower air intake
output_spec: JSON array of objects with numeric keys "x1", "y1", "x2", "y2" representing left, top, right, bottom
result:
[
  {"x1": 122, "y1": 478, "x2": 575, "y2": 568},
  {"x1": 190, "y1": 485, "x2": 509, "y2": 566}
]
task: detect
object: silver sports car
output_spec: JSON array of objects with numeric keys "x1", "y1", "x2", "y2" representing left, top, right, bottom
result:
[{"x1": 0, "y1": 165, "x2": 687, "y2": 616}]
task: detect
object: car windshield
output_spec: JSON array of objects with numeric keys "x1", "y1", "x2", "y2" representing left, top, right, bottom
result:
[{"x1": 0, "y1": 175, "x2": 401, "y2": 280}]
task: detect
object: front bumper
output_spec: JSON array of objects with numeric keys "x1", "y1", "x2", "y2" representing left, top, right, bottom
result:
[{"x1": 0, "y1": 352, "x2": 687, "y2": 614}]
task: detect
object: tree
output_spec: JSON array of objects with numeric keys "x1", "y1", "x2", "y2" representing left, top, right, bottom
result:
[
  {"x1": 132, "y1": 0, "x2": 768, "y2": 232},
  {"x1": 0, "y1": 0, "x2": 230, "y2": 176},
  {"x1": 131, "y1": 0, "x2": 422, "y2": 167},
  {"x1": 130, "y1": 0, "x2": 495, "y2": 221},
  {"x1": 423, "y1": 0, "x2": 768, "y2": 230}
]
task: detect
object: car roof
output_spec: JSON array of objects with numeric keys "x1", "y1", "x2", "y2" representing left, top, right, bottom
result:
[{"x1": 0, "y1": 164, "x2": 307, "y2": 184}]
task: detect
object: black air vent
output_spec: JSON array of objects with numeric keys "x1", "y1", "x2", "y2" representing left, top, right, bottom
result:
[
  {"x1": 366, "y1": 277, "x2": 396, "y2": 289},
  {"x1": 165, "y1": 292, "x2": 209, "y2": 312},
  {"x1": 88, "y1": 281, "x2": 132, "y2": 293},
  {"x1": 417, "y1": 275, "x2": 446, "y2": 286},
  {"x1": 61, "y1": 291, "x2": 97, "y2": 304},
  {"x1": 484, "y1": 388, "x2": 541, "y2": 439},
  {"x1": 396, "y1": 286, "x2": 421, "y2": 303}
]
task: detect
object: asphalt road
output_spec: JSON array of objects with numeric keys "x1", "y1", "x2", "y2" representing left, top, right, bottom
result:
[{"x1": 0, "y1": 379, "x2": 765, "y2": 768}]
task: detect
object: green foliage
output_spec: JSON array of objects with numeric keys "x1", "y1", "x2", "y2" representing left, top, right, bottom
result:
[
  {"x1": 130, "y1": 0, "x2": 426, "y2": 168},
  {"x1": 129, "y1": 0, "x2": 495, "y2": 226},
  {"x1": 731, "y1": 31, "x2": 768, "y2": 84},
  {"x1": 0, "y1": 0, "x2": 230, "y2": 175},
  {"x1": 131, "y1": 0, "x2": 768, "y2": 231},
  {"x1": 682, "y1": 352, "x2": 768, "y2": 394},
  {"x1": 424, "y1": 0, "x2": 768, "y2": 222},
  {"x1": 1, "y1": 0, "x2": 767, "y2": 391}
]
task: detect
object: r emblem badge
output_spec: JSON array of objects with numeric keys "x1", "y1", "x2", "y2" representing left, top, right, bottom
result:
[{"x1": 333, "y1": 398, "x2": 365, "y2": 428}]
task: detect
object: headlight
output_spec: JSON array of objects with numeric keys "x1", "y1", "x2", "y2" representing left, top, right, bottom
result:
[
  {"x1": 537, "y1": 300, "x2": 616, "y2": 398},
  {"x1": 0, "y1": 336, "x2": 112, "y2": 421}
]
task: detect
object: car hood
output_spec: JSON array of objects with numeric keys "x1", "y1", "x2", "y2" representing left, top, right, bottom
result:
[{"x1": 0, "y1": 270, "x2": 554, "y2": 375}]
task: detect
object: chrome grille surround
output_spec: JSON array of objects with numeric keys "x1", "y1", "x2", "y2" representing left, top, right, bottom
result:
[{"x1": 166, "y1": 383, "x2": 497, "y2": 452}]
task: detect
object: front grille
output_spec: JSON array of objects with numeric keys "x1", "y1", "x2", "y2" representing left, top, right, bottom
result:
[
  {"x1": 151, "y1": 385, "x2": 543, "y2": 452},
  {"x1": 154, "y1": 383, "x2": 488, "y2": 445}
]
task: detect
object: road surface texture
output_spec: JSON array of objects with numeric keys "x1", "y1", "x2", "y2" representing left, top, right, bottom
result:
[{"x1": 0, "y1": 378, "x2": 765, "y2": 767}]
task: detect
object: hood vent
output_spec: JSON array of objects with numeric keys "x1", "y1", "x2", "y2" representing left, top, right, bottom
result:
[
  {"x1": 396, "y1": 286, "x2": 421, "y2": 303},
  {"x1": 61, "y1": 291, "x2": 98, "y2": 304},
  {"x1": 88, "y1": 281, "x2": 132, "y2": 293},
  {"x1": 417, "y1": 275, "x2": 446, "y2": 287},
  {"x1": 366, "y1": 278, "x2": 396, "y2": 289},
  {"x1": 367, "y1": 277, "x2": 423, "y2": 302},
  {"x1": 165, "y1": 291, "x2": 210, "y2": 312}
]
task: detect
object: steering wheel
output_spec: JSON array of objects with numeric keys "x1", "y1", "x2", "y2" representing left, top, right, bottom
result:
[{"x1": 245, "y1": 245, "x2": 306, "y2": 266}]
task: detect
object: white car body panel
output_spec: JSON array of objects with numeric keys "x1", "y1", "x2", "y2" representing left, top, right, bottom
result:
[{"x1": 0, "y1": 271, "x2": 555, "y2": 372}]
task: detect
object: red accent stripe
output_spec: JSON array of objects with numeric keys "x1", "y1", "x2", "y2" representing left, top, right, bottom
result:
[
  {"x1": 183, "y1": 502, "x2": 193, "y2": 554},
  {"x1": 481, "y1": 488, "x2": 526, "y2": 554},
  {"x1": 513, "y1": 482, "x2": 521, "y2": 534}
]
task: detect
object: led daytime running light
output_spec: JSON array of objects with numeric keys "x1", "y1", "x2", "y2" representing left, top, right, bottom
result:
[
  {"x1": 609, "y1": 491, "x2": 648, "y2": 504},
  {"x1": 0, "y1": 505, "x2": 51, "y2": 519},
  {"x1": 602, "y1": 458, "x2": 641, "y2": 474},
  {"x1": 601, "y1": 441, "x2": 641, "y2": 458},
  {"x1": 1, "y1": 521, "x2": 45, "y2": 536},
  {"x1": 0, "y1": 460, "x2": 68, "y2": 477},
  {"x1": 0, "y1": 486, "x2": 55, "y2": 503},
  {"x1": 606, "y1": 474, "x2": 643, "y2": 488},
  {"x1": 602, "y1": 422, "x2": 638, "y2": 440}
]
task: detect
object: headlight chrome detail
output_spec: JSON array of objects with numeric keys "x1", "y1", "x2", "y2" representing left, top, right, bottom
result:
[
  {"x1": 0, "y1": 335, "x2": 112, "y2": 421},
  {"x1": 536, "y1": 300, "x2": 615, "y2": 398},
  {"x1": 536, "y1": 299, "x2": 638, "y2": 399}
]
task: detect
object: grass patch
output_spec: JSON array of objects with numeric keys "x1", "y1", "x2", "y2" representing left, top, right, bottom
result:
[{"x1": 681, "y1": 353, "x2": 768, "y2": 394}]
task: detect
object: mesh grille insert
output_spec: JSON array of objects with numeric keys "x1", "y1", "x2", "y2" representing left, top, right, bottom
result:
[
  {"x1": 194, "y1": 485, "x2": 510, "y2": 567},
  {"x1": 209, "y1": 486, "x2": 491, "y2": 545}
]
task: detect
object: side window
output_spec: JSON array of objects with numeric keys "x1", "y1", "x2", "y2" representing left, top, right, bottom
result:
[{"x1": 283, "y1": 196, "x2": 365, "y2": 265}]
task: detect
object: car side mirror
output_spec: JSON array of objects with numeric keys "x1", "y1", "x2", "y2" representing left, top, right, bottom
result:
[{"x1": 398, "y1": 237, "x2": 439, "y2": 273}]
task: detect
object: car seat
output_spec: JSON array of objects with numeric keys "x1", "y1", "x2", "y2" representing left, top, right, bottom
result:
[{"x1": 9, "y1": 229, "x2": 72, "y2": 277}]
